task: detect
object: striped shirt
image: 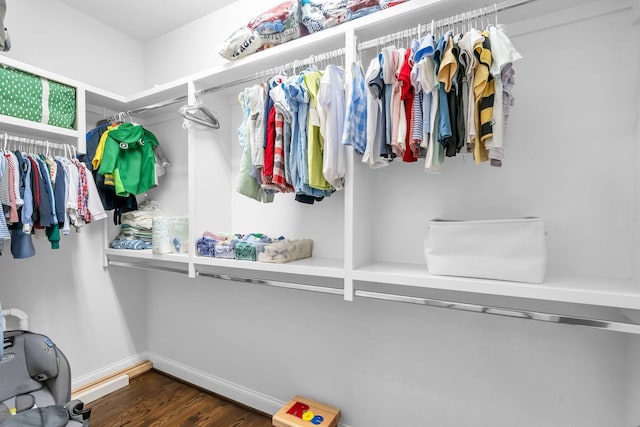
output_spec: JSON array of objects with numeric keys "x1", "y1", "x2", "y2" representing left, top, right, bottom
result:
[
  {"x1": 473, "y1": 30, "x2": 494, "y2": 163},
  {"x1": 5, "y1": 153, "x2": 19, "y2": 223},
  {"x1": 73, "y1": 158, "x2": 91, "y2": 224},
  {"x1": 0, "y1": 156, "x2": 9, "y2": 239},
  {"x1": 272, "y1": 111, "x2": 293, "y2": 192}
]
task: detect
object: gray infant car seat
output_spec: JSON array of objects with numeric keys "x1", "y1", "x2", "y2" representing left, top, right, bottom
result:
[{"x1": 0, "y1": 330, "x2": 91, "y2": 426}]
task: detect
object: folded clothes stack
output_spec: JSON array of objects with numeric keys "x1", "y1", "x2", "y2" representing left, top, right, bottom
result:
[
  {"x1": 196, "y1": 232, "x2": 311, "y2": 263},
  {"x1": 110, "y1": 201, "x2": 160, "y2": 250}
]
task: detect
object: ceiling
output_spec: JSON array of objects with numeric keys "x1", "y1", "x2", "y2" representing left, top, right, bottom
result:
[{"x1": 57, "y1": 0, "x2": 231, "y2": 43}]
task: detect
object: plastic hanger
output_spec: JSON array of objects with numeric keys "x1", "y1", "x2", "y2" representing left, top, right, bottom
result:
[{"x1": 179, "y1": 103, "x2": 220, "y2": 129}]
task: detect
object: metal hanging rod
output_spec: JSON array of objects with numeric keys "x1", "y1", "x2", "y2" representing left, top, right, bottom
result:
[
  {"x1": 108, "y1": 46, "x2": 346, "y2": 118},
  {"x1": 358, "y1": 0, "x2": 541, "y2": 51},
  {"x1": 108, "y1": 260, "x2": 189, "y2": 275},
  {"x1": 109, "y1": 94, "x2": 188, "y2": 121},
  {"x1": 197, "y1": 47, "x2": 346, "y2": 97},
  {"x1": 127, "y1": 95, "x2": 188, "y2": 116},
  {"x1": 2, "y1": 131, "x2": 75, "y2": 156},
  {"x1": 356, "y1": 290, "x2": 640, "y2": 335},
  {"x1": 196, "y1": 271, "x2": 344, "y2": 296}
]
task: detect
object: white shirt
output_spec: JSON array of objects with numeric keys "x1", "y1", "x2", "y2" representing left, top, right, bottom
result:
[
  {"x1": 80, "y1": 163, "x2": 107, "y2": 222},
  {"x1": 362, "y1": 56, "x2": 389, "y2": 169},
  {"x1": 486, "y1": 25, "x2": 523, "y2": 152},
  {"x1": 318, "y1": 64, "x2": 346, "y2": 190}
]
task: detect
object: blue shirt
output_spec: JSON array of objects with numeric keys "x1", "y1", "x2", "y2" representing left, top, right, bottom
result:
[
  {"x1": 19, "y1": 154, "x2": 33, "y2": 231},
  {"x1": 434, "y1": 34, "x2": 453, "y2": 146},
  {"x1": 284, "y1": 71, "x2": 332, "y2": 199},
  {"x1": 341, "y1": 62, "x2": 367, "y2": 155},
  {"x1": 35, "y1": 157, "x2": 56, "y2": 227},
  {"x1": 53, "y1": 160, "x2": 66, "y2": 226}
]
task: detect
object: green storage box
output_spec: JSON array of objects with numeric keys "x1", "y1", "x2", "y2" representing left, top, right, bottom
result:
[{"x1": 0, "y1": 64, "x2": 76, "y2": 129}]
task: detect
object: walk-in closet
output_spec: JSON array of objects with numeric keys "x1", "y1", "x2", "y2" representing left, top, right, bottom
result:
[{"x1": 1, "y1": 0, "x2": 640, "y2": 425}]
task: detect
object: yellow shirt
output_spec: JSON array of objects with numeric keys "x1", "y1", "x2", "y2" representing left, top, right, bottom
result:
[
  {"x1": 304, "y1": 71, "x2": 332, "y2": 191},
  {"x1": 473, "y1": 31, "x2": 493, "y2": 164},
  {"x1": 92, "y1": 124, "x2": 119, "y2": 170}
]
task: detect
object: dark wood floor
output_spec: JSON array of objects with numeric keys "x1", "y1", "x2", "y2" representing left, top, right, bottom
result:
[{"x1": 87, "y1": 370, "x2": 273, "y2": 427}]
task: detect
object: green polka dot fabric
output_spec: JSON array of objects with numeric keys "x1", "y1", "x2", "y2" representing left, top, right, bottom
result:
[
  {"x1": 48, "y1": 80, "x2": 76, "y2": 128},
  {"x1": 0, "y1": 65, "x2": 76, "y2": 129}
]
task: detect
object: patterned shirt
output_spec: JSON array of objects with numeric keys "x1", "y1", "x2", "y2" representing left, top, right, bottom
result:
[
  {"x1": 272, "y1": 111, "x2": 294, "y2": 192},
  {"x1": 341, "y1": 61, "x2": 367, "y2": 155},
  {"x1": 73, "y1": 158, "x2": 91, "y2": 224},
  {"x1": 0, "y1": 156, "x2": 9, "y2": 240}
]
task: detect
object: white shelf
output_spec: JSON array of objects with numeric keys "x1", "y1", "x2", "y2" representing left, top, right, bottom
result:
[
  {"x1": 124, "y1": 81, "x2": 189, "y2": 111},
  {"x1": 353, "y1": 262, "x2": 640, "y2": 310},
  {"x1": 0, "y1": 114, "x2": 80, "y2": 143},
  {"x1": 105, "y1": 248, "x2": 190, "y2": 264},
  {"x1": 193, "y1": 256, "x2": 344, "y2": 279}
]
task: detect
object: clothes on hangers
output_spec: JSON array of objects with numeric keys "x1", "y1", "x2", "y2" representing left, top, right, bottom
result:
[
  {"x1": 318, "y1": 64, "x2": 346, "y2": 190},
  {"x1": 86, "y1": 120, "x2": 166, "y2": 224},
  {"x1": 237, "y1": 89, "x2": 275, "y2": 203},
  {"x1": 0, "y1": 139, "x2": 107, "y2": 258},
  {"x1": 486, "y1": 24, "x2": 523, "y2": 166},
  {"x1": 98, "y1": 123, "x2": 159, "y2": 197},
  {"x1": 305, "y1": 69, "x2": 332, "y2": 191},
  {"x1": 363, "y1": 54, "x2": 389, "y2": 168},
  {"x1": 356, "y1": 22, "x2": 522, "y2": 170},
  {"x1": 80, "y1": 123, "x2": 137, "y2": 225},
  {"x1": 0, "y1": 156, "x2": 10, "y2": 245},
  {"x1": 341, "y1": 61, "x2": 367, "y2": 155},
  {"x1": 233, "y1": 22, "x2": 521, "y2": 204},
  {"x1": 236, "y1": 66, "x2": 339, "y2": 205}
]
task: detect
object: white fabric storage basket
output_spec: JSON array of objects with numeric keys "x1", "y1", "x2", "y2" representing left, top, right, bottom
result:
[{"x1": 424, "y1": 218, "x2": 546, "y2": 283}]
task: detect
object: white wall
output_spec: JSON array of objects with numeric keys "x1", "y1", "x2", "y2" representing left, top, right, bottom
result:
[
  {"x1": 628, "y1": 336, "x2": 640, "y2": 426},
  {"x1": 148, "y1": 276, "x2": 629, "y2": 427},
  {"x1": 0, "y1": 1, "x2": 148, "y2": 385},
  {"x1": 0, "y1": 221, "x2": 149, "y2": 384},
  {"x1": 141, "y1": 1, "x2": 640, "y2": 426},
  {"x1": 2, "y1": 0, "x2": 145, "y2": 94},
  {"x1": 139, "y1": 2, "x2": 640, "y2": 427},
  {"x1": 143, "y1": 0, "x2": 281, "y2": 88},
  {"x1": 630, "y1": 5, "x2": 640, "y2": 425},
  {"x1": 1, "y1": 0, "x2": 639, "y2": 426}
]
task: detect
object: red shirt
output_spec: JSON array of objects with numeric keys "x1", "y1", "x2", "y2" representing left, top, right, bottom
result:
[
  {"x1": 398, "y1": 48, "x2": 417, "y2": 162},
  {"x1": 262, "y1": 106, "x2": 277, "y2": 184}
]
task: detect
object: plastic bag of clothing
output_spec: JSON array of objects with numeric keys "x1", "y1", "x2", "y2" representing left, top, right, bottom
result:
[
  {"x1": 351, "y1": 0, "x2": 411, "y2": 20},
  {"x1": 300, "y1": 0, "x2": 410, "y2": 33},
  {"x1": 347, "y1": 0, "x2": 382, "y2": 21},
  {"x1": 247, "y1": 0, "x2": 301, "y2": 47},
  {"x1": 219, "y1": 0, "x2": 301, "y2": 61},
  {"x1": 218, "y1": 26, "x2": 263, "y2": 60},
  {"x1": 301, "y1": 0, "x2": 350, "y2": 33}
]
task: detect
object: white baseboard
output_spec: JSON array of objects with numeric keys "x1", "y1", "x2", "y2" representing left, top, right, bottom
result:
[
  {"x1": 71, "y1": 352, "x2": 353, "y2": 427},
  {"x1": 145, "y1": 352, "x2": 285, "y2": 416},
  {"x1": 71, "y1": 353, "x2": 146, "y2": 390},
  {"x1": 73, "y1": 375, "x2": 129, "y2": 404}
]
